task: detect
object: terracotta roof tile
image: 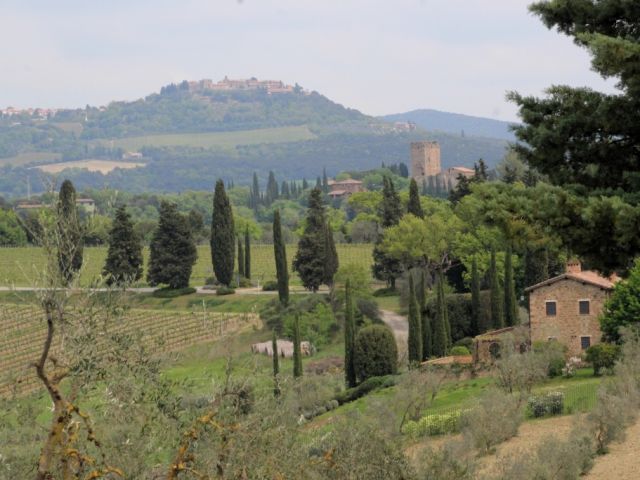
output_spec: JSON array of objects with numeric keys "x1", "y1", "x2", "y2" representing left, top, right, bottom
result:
[{"x1": 525, "y1": 270, "x2": 619, "y2": 292}]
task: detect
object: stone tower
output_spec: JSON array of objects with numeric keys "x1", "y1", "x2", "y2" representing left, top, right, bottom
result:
[{"x1": 410, "y1": 141, "x2": 441, "y2": 180}]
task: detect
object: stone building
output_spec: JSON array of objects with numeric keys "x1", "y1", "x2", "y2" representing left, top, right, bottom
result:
[
  {"x1": 410, "y1": 141, "x2": 441, "y2": 180},
  {"x1": 327, "y1": 178, "x2": 365, "y2": 199},
  {"x1": 525, "y1": 261, "x2": 619, "y2": 357}
]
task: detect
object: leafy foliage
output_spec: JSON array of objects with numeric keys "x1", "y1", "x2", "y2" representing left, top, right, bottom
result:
[
  {"x1": 354, "y1": 324, "x2": 398, "y2": 381},
  {"x1": 601, "y1": 258, "x2": 640, "y2": 342}
]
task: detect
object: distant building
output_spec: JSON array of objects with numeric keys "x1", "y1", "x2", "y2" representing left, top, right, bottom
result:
[
  {"x1": 15, "y1": 198, "x2": 96, "y2": 215},
  {"x1": 393, "y1": 121, "x2": 417, "y2": 132},
  {"x1": 189, "y1": 77, "x2": 299, "y2": 95},
  {"x1": 411, "y1": 141, "x2": 441, "y2": 180},
  {"x1": 327, "y1": 179, "x2": 365, "y2": 199}
]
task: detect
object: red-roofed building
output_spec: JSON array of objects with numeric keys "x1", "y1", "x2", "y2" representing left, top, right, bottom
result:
[{"x1": 328, "y1": 179, "x2": 365, "y2": 199}]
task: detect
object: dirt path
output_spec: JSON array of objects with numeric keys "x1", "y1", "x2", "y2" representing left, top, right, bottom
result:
[
  {"x1": 380, "y1": 309, "x2": 408, "y2": 359},
  {"x1": 584, "y1": 417, "x2": 640, "y2": 480}
]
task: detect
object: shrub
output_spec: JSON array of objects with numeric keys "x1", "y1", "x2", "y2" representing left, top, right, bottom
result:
[
  {"x1": 284, "y1": 302, "x2": 337, "y2": 350},
  {"x1": 585, "y1": 343, "x2": 620, "y2": 376},
  {"x1": 356, "y1": 297, "x2": 381, "y2": 323},
  {"x1": 588, "y1": 386, "x2": 636, "y2": 454},
  {"x1": 404, "y1": 410, "x2": 464, "y2": 437},
  {"x1": 462, "y1": 389, "x2": 523, "y2": 455},
  {"x1": 450, "y1": 346, "x2": 471, "y2": 356},
  {"x1": 237, "y1": 277, "x2": 252, "y2": 288},
  {"x1": 354, "y1": 325, "x2": 398, "y2": 381},
  {"x1": 262, "y1": 280, "x2": 278, "y2": 291},
  {"x1": 152, "y1": 286, "x2": 196, "y2": 298},
  {"x1": 216, "y1": 286, "x2": 236, "y2": 296},
  {"x1": 453, "y1": 337, "x2": 473, "y2": 352},
  {"x1": 334, "y1": 375, "x2": 396, "y2": 405},
  {"x1": 417, "y1": 438, "x2": 477, "y2": 480},
  {"x1": 373, "y1": 287, "x2": 397, "y2": 297},
  {"x1": 204, "y1": 276, "x2": 219, "y2": 286},
  {"x1": 527, "y1": 391, "x2": 564, "y2": 418},
  {"x1": 532, "y1": 340, "x2": 567, "y2": 377}
]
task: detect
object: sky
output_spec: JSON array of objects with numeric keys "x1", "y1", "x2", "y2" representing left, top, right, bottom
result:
[{"x1": 1, "y1": 0, "x2": 618, "y2": 122}]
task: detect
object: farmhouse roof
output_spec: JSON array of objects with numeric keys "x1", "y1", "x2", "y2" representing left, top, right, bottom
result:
[
  {"x1": 525, "y1": 270, "x2": 619, "y2": 292},
  {"x1": 328, "y1": 179, "x2": 363, "y2": 185}
]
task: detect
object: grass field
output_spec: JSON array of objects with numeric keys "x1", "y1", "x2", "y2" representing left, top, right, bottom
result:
[
  {"x1": 0, "y1": 243, "x2": 374, "y2": 287},
  {"x1": 0, "y1": 151, "x2": 62, "y2": 167},
  {"x1": 90, "y1": 125, "x2": 316, "y2": 151},
  {"x1": 35, "y1": 159, "x2": 145, "y2": 174}
]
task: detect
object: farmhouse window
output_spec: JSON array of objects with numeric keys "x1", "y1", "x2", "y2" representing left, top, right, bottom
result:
[
  {"x1": 545, "y1": 301, "x2": 557, "y2": 316},
  {"x1": 579, "y1": 300, "x2": 590, "y2": 315},
  {"x1": 581, "y1": 336, "x2": 591, "y2": 350}
]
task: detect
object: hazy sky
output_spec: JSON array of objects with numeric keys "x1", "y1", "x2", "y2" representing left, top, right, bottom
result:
[{"x1": 2, "y1": 0, "x2": 617, "y2": 121}]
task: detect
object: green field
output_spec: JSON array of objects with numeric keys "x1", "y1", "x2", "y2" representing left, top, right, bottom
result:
[
  {"x1": 90, "y1": 125, "x2": 316, "y2": 151},
  {"x1": 0, "y1": 151, "x2": 62, "y2": 167},
  {"x1": 0, "y1": 243, "x2": 374, "y2": 287}
]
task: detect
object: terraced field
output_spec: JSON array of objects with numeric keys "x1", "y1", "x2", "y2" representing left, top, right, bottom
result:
[
  {"x1": 0, "y1": 303, "x2": 258, "y2": 397},
  {"x1": 0, "y1": 243, "x2": 374, "y2": 287}
]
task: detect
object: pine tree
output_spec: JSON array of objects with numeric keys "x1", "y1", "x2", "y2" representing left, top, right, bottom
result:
[
  {"x1": 293, "y1": 314, "x2": 303, "y2": 378},
  {"x1": 432, "y1": 270, "x2": 448, "y2": 357},
  {"x1": 56, "y1": 179, "x2": 83, "y2": 285},
  {"x1": 148, "y1": 201, "x2": 197, "y2": 289},
  {"x1": 244, "y1": 227, "x2": 251, "y2": 280},
  {"x1": 407, "y1": 178, "x2": 424, "y2": 218},
  {"x1": 273, "y1": 209, "x2": 289, "y2": 306},
  {"x1": 471, "y1": 256, "x2": 482, "y2": 335},
  {"x1": 237, "y1": 237, "x2": 245, "y2": 278},
  {"x1": 504, "y1": 245, "x2": 518, "y2": 327},
  {"x1": 103, "y1": 205, "x2": 143, "y2": 285},
  {"x1": 292, "y1": 188, "x2": 327, "y2": 292},
  {"x1": 344, "y1": 279, "x2": 357, "y2": 388},
  {"x1": 323, "y1": 222, "x2": 339, "y2": 288},
  {"x1": 211, "y1": 179, "x2": 235, "y2": 286},
  {"x1": 272, "y1": 330, "x2": 280, "y2": 396},
  {"x1": 407, "y1": 273, "x2": 423, "y2": 365},
  {"x1": 372, "y1": 176, "x2": 403, "y2": 288},
  {"x1": 489, "y1": 247, "x2": 504, "y2": 329},
  {"x1": 419, "y1": 270, "x2": 431, "y2": 360}
]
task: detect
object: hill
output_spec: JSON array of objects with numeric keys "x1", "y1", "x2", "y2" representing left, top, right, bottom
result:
[
  {"x1": 0, "y1": 79, "x2": 509, "y2": 197},
  {"x1": 381, "y1": 109, "x2": 517, "y2": 141}
]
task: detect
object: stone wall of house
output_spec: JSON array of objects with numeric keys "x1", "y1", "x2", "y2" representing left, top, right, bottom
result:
[
  {"x1": 529, "y1": 279, "x2": 608, "y2": 357},
  {"x1": 410, "y1": 141, "x2": 441, "y2": 179}
]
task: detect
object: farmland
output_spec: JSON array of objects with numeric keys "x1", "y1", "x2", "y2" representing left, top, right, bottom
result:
[
  {"x1": 0, "y1": 243, "x2": 374, "y2": 287},
  {"x1": 0, "y1": 151, "x2": 62, "y2": 167},
  {"x1": 35, "y1": 159, "x2": 145, "y2": 174},
  {"x1": 90, "y1": 125, "x2": 317, "y2": 151}
]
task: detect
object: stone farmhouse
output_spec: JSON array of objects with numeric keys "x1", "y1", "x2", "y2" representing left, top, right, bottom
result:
[
  {"x1": 410, "y1": 141, "x2": 475, "y2": 190},
  {"x1": 526, "y1": 260, "x2": 619, "y2": 358},
  {"x1": 327, "y1": 179, "x2": 365, "y2": 199}
]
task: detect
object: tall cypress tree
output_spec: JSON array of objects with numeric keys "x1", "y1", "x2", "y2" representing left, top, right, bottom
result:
[
  {"x1": 273, "y1": 209, "x2": 289, "y2": 306},
  {"x1": 292, "y1": 188, "x2": 326, "y2": 292},
  {"x1": 251, "y1": 172, "x2": 260, "y2": 212},
  {"x1": 407, "y1": 178, "x2": 424, "y2": 218},
  {"x1": 433, "y1": 270, "x2": 448, "y2": 357},
  {"x1": 272, "y1": 330, "x2": 280, "y2": 396},
  {"x1": 489, "y1": 247, "x2": 504, "y2": 329},
  {"x1": 103, "y1": 205, "x2": 143, "y2": 286},
  {"x1": 266, "y1": 171, "x2": 279, "y2": 205},
  {"x1": 293, "y1": 314, "x2": 303, "y2": 378},
  {"x1": 344, "y1": 280, "x2": 357, "y2": 388},
  {"x1": 237, "y1": 237, "x2": 245, "y2": 278},
  {"x1": 323, "y1": 222, "x2": 339, "y2": 288},
  {"x1": 322, "y1": 168, "x2": 329, "y2": 193},
  {"x1": 407, "y1": 273, "x2": 423, "y2": 365},
  {"x1": 148, "y1": 201, "x2": 197, "y2": 289},
  {"x1": 372, "y1": 176, "x2": 403, "y2": 288},
  {"x1": 471, "y1": 256, "x2": 482, "y2": 335},
  {"x1": 244, "y1": 227, "x2": 251, "y2": 280},
  {"x1": 504, "y1": 245, "x2": 518, "y2": 327},
  {"x1": 419, "y1": 270, "x2": 432, "y2": 360},
  {"x1": 211, "y1": 179, "x2": 235, "y2": 286},
  {"x1": 302, "y1": 178, "x2": 309, "y2": 190},
  {"x1": 57, "y1": 179, "x2": 83, "y2": 285}
]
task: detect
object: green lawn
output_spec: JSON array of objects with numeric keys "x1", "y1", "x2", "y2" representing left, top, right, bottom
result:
[
  {"x1": 90, "y1": 125, "x2": 316, "y2": 151},
  {"x1": 0, "y1": 244, "x2": 374, "y2": 287}
]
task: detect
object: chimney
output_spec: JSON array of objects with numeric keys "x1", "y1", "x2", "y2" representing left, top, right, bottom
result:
[{"x1": 566, "y1": 259, "x2": 582, "y2": 274}]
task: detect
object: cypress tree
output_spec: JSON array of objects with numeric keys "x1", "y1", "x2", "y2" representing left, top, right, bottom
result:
[
  {"x1": 504, "y1": 245, "x2": 518, "y2": 326},
  {"x1": 302, "y1": 178, "x2": 309, "y2": 190},
  {"x1": 344, "y1": 279, "x2": 357, "y2": 388},
  {"x1": 272, "y1": 330, "x2": 280, "y2": 396},
  {"x1": 407, "y1": 178, "x2": 424, "y2": 218},
  {"x1": 322, "y1": 167, "x2": 329, "y2": 193},
  {"x1": 419, "y1": 270, "x2": 432, "y2": 360},
  {"x1": 471, "y1": 256, "x2": 481, "y2": 335},
  {"x1": 211, "y1": 179, "x2": 235, "y2": 286},
  {"x1": 407, "y1": 273, "x2": 423, "y2": 365},
  {"x1": 489, "y1": 247, "x2": 504, "y2": 329},
  {"x1": 372, "y1": 176, "x2": 403, "y2": 288},
  {"x1": 433, "y1": 270, "x2": 448, "y2": 357},
  {"x1": 103, "y1": 205, "x2": 143, "y2": 286},
  {"x1": 292, "y1": 188, "x2": 327, "y2": 292},
  {"x1": 281, "y1": 180, "x2": 290, "y2": 199},
  {"x1": 251, "y1": 172, "x2": 260, "y2": 212},
  {"x1": 57, "y1": 179, "x2": 83, "y2": 285},
  {"x1": 148, "y1": 201, "x2": 197, "y2": 289},
  {"x1": 293, "y1": 314, "x2": 303, "y2": 378},
  {"x1": 323, "y1": 222, "x2": 339, "y2": 288},
  {"x1": 237, "y1": 237, "x2": 245, "y2": 278},
  {"x1": 266, "y1": 171, "x2": 279, "y2": 205},
  {"x1": 273, "y1": 210, "x2": 289, "y2": 306},
  {"x1": 244, "y1": 227, "x2": 251, "y2": 280},
  {"x1": 315, "y1": 176, "x2": 322, "y2": 189}
]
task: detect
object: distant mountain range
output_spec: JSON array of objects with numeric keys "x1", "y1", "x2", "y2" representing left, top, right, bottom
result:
[
  {"x1": 381, "y1": 109, "x2": 517, "y2": 142},
  {"x1": 0, "y1": 79, "x2": 511, "y2": 197}
]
